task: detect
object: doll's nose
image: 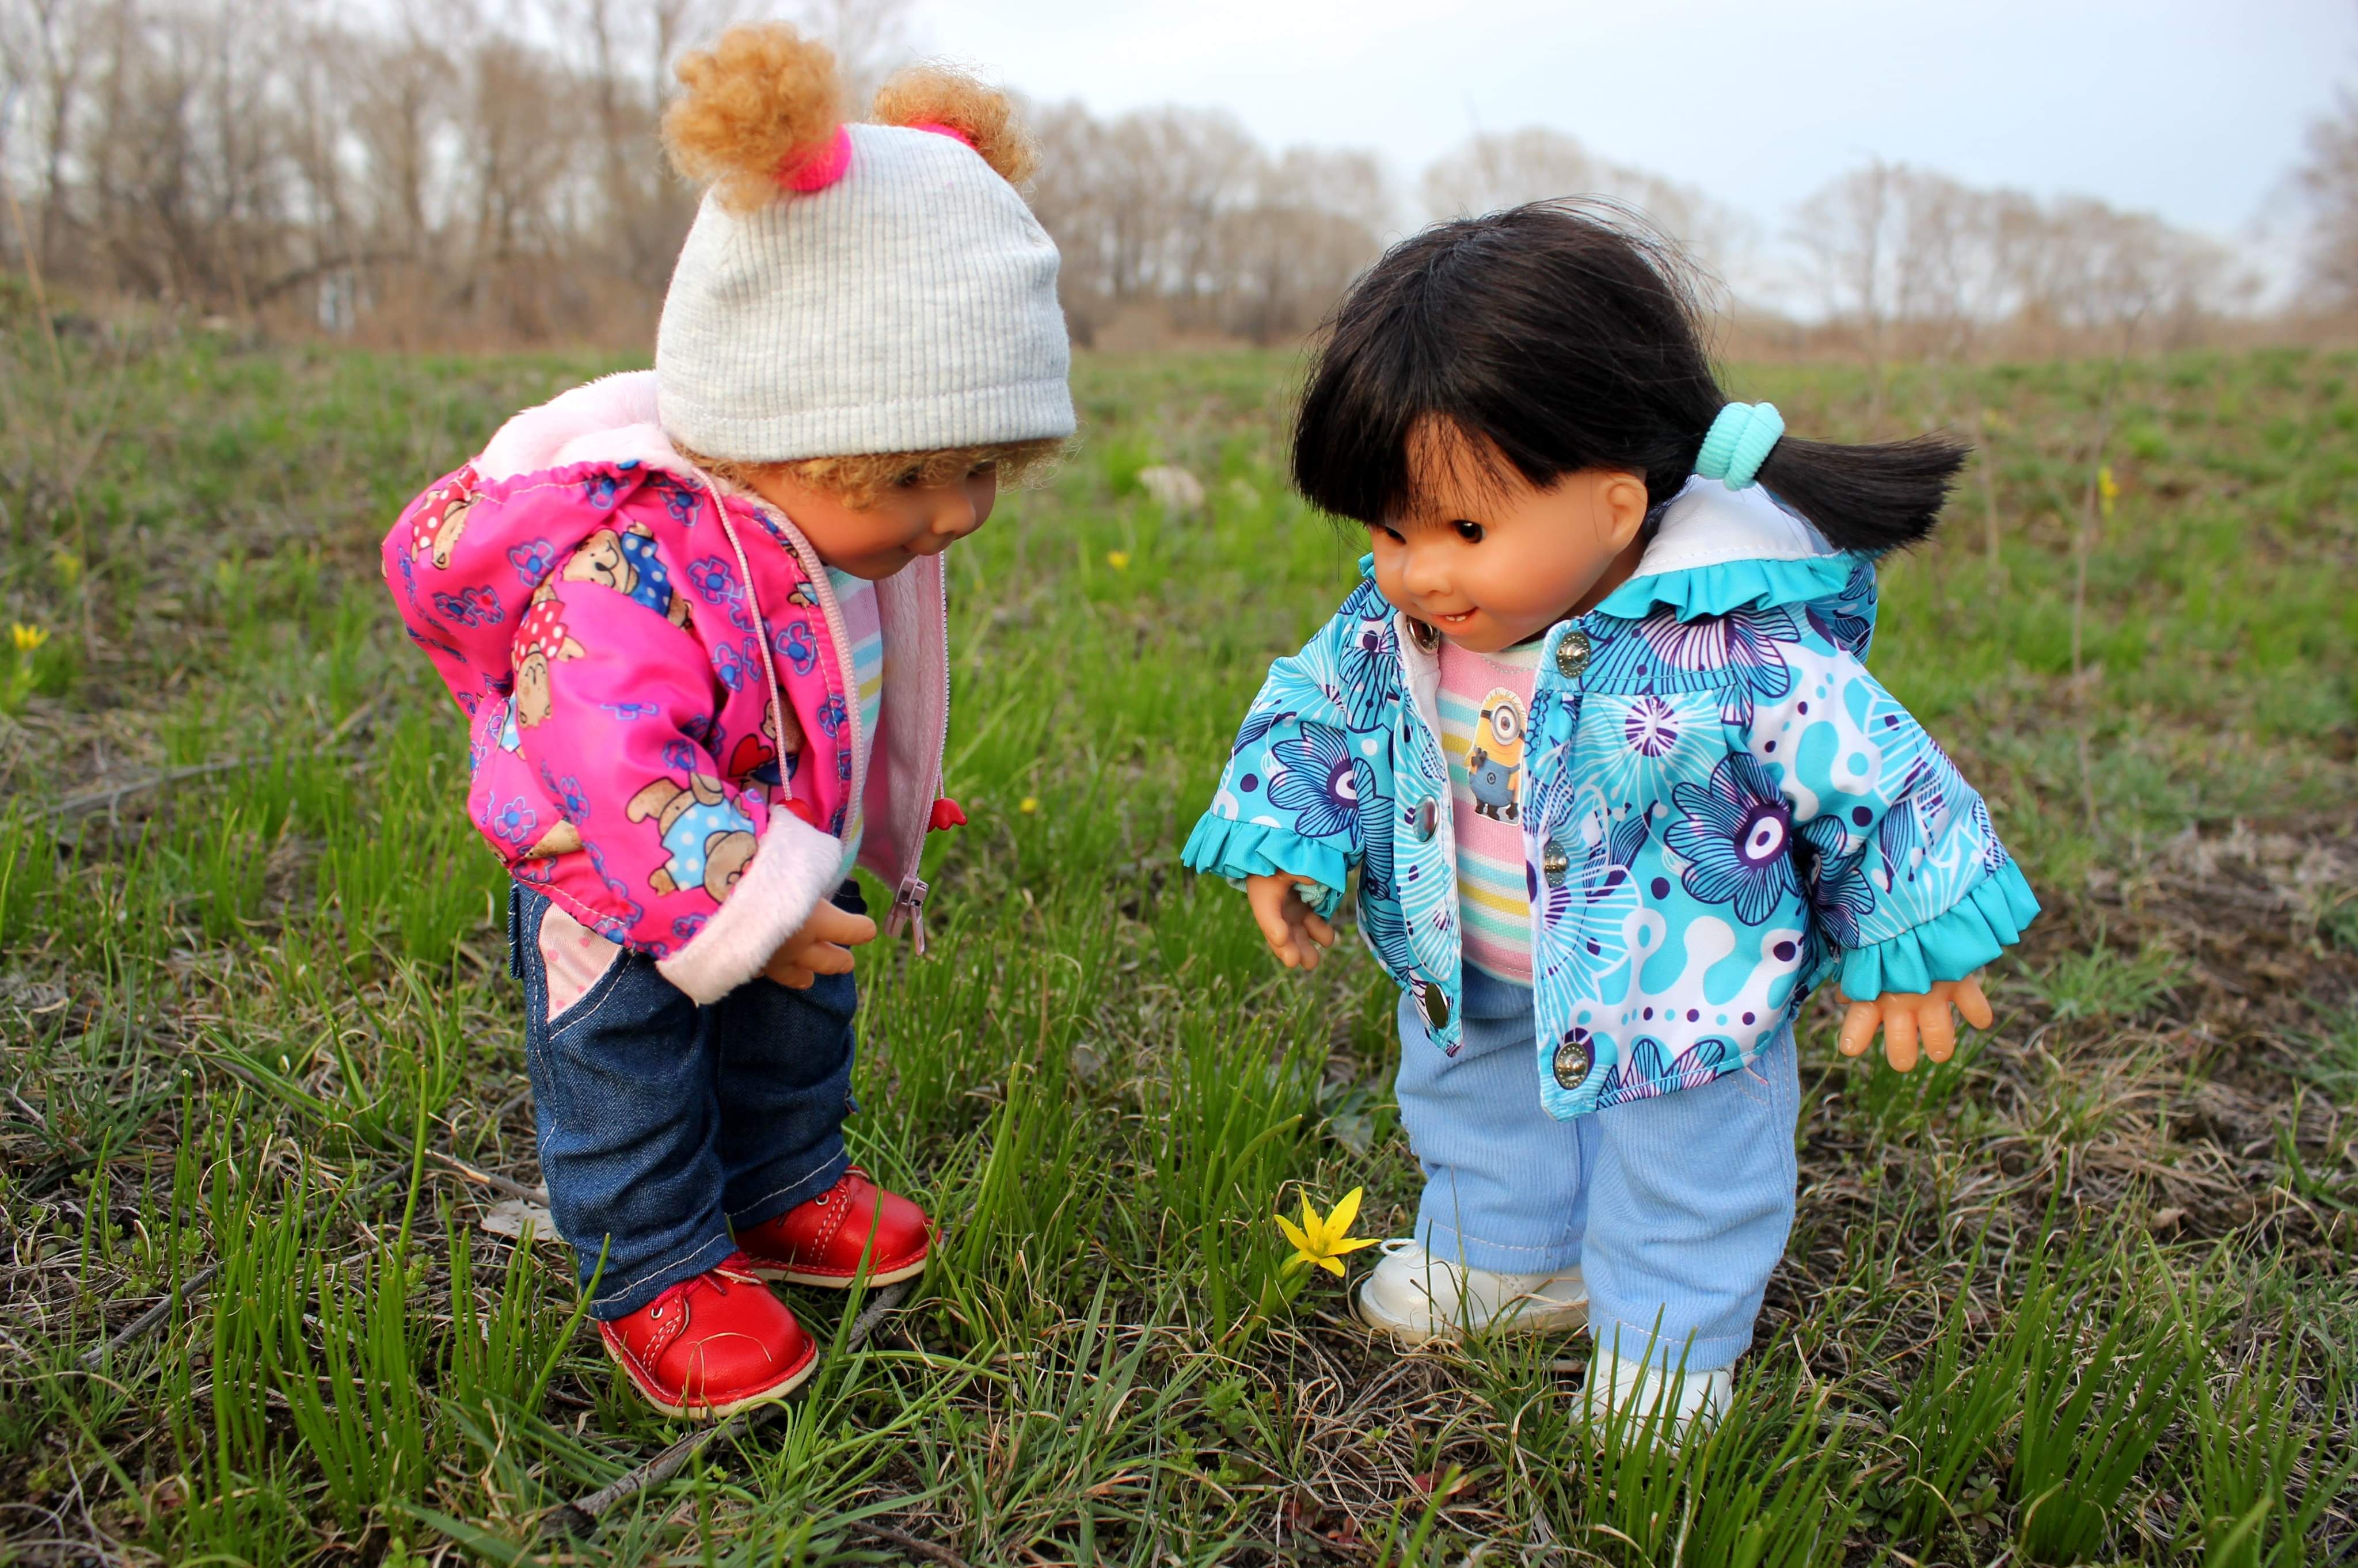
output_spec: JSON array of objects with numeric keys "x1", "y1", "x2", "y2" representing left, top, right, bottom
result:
[
  {"x1": 934, "y1": 492, "x2": 988, "y2": 540},
  {"x1": 1400, "y1": 543, "x2": 1449, "y2": 597}
]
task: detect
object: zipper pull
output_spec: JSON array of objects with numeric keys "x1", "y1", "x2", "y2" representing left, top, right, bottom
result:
[{"x1": 888, "y1": 874, "x2": 930, "y2": 955}]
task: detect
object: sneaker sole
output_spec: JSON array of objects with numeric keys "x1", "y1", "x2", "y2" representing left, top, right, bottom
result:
[
  {"x1": 1355, "y1": 1282, "x2": 1589, "y2": 1345},
  {"x1": 599, "y1": 1335, "x2": 819, "y2": 1421},
  {"x1": 744, "y1": 1254, "x2": 929, "y2": 1290}
]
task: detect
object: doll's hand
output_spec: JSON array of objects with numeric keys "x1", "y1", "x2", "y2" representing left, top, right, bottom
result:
[
  {"x1": 1246, "y1": 873, "x2": 1338, "y2": 972},
  {"x1": 764, "y1": 900, "x2": 878, "y2": 989},
  {"x1": 1834, "y1": 976, "x2": 1995, "y2": 1072}
]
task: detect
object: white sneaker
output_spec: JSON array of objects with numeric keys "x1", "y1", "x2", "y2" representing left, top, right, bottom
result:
[
  {"x1": 1580, "y1": 1340, "x2": 1732, "y2": 1448},
  {"x1": 1354, "y1": 1239, "x2": 1588, "y2": 1345}
]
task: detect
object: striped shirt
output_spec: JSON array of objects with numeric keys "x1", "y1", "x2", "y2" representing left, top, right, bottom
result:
[
  {"x1": 1437, "y1": 638, "x2": 1540, "y2": 985},
  {"x1": 827, "y1": 568, "x2": 887, "y2": 870}
]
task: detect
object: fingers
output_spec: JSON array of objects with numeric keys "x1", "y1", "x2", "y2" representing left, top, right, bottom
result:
[
  {"x1": 1837, "y1": 1000, "x2": 1880, "y2": 1058},
  {"x1": 1920, "y1": 999, "x2": 1956, "y2": 1064},
  {"x1": 1246, "y1": 878, "x2": 1300, "y2": 961},
  {"x1": 1301, "y1": 909, "x2": 1337, "y2": 949},
  {"x1": 776, "y1": 964, "x2": 816, "y2": 989},
  {"x1": 798, "y1": 940, "x2": 856, "y2": 977},
  {"x1": 805, "y1": 902, "x2": 878, "y2": 948},
  {"x1": 1955, "y1": 976, "x2": 1995, "y2": 1031},
  {"x1": 1882, "y1": 1003, "x2": 1920, "y2": 1073}
]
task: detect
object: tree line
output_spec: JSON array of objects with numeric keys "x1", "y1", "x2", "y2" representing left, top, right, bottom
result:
[{"x1": 3, "y1": 0, "x2": 2352, "y2": 356}]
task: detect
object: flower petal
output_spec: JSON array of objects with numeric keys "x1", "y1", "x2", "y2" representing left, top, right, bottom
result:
[
  {"x1": 1327, "y1": 1186, "x2": 1364, "y2": 1238},
  {"x1": 1273, "y1": 1211, "x2": 1313, "y2": 1254}
]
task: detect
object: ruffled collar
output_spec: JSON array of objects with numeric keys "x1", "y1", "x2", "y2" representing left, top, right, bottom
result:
[{"x1": 1590, "y1": 478, "x2": 1857, "y2": 622}]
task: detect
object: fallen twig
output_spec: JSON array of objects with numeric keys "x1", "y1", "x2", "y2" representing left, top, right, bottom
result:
[
  {"x1": 78, "y1": 1161, "x2": 409, "y2": 1369},
  {"x1": 43, "y1": 759, "x2": 262, "y2": 821},
  {"x1": 848, "y1": 1517, "x2": 972, "y2": 1567},
  {"x1": 541, "y1": 1280, "x2": 912, "y2": 1539},
  {"x1": 40, "y1": 700, "x2": 381, "y2": 823},
  {"x1": 424, "y1": 1148, "x2": 549, "y2": 1206}
]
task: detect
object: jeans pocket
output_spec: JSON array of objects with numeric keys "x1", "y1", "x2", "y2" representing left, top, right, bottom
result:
[{"x1": 538, "y1": 901, "x2": 628, "y2": 1033}]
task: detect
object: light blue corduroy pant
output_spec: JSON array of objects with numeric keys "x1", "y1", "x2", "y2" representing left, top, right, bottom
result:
[{"x1": 1394, "y1": 965, "x2": 1802, "y2": 1372}]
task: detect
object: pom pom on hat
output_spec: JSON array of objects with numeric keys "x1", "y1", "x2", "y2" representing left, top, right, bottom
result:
[
  {"x1": 873, "y1": 66, "x2": 1037, "y2": 187},
  {"x1": 653, "y1": 30, "x2": 1074, "y2": 466},
  {"x1": 662, "y1": 24, "x2": 845, "y2": 212}
]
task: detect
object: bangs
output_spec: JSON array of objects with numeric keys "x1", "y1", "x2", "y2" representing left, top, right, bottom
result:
[{"x1": 1290, "y1": 224, "x2": 1566, "y2": 526}]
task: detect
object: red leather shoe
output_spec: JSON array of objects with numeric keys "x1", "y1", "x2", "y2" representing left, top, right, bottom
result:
[
  {"x1": 734, "y1": 1166, "x2": 931, "y2": 1288},
  {"x1": 596, "y1": 1253, "x2": 817, "y2": 1419}
]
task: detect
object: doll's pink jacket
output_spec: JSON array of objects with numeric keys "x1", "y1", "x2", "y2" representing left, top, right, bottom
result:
[{"x1": 382, "y1": 371, "x2": 953, "y2": 1004}]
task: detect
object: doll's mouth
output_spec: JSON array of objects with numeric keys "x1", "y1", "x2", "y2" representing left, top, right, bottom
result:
[{"x1": 1430, "y1": 608, "x2": 1478, "y2": 627}]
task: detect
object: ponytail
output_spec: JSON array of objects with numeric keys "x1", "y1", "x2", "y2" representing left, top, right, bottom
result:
[
  {"x1": 1749, "y1": 435, "x2": 1969, "y2": 553},
  {"x1": 1697, "y1": 403, "x2": 1970, "y2": 555}
]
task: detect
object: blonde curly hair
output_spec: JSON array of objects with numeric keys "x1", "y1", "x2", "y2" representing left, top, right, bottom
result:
[{"x1": 679, "y1": 438, "x2": 1066, "y2": 510}]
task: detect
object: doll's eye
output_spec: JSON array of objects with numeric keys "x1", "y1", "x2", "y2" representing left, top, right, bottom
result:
[
  {"x1": 1371, "y1": 523, "x2": 1404, "y2": 544},
  {"x1": 894, "y1": 467, "x2": 926, "y2": 489},
  {"x1": 968, "y1": 461, "x2": 998, "y2": 479},
  {"x1": 1452, "y1": 520, "x2": 1485, "y2": 543}
]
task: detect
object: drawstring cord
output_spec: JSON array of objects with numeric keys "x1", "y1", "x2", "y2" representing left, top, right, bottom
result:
[{"x1": 701, "y1": 477, "x2": 790, "y2": 780}]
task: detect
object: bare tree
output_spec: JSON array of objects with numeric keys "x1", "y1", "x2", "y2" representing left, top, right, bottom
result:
[
  {"x1": 793, "y1": 0, "x2": 916, "y2": 109},
  {"x1": 1793, "y1": 159, "x2": 2254, "y2": 373},
  {"x1": 2297, "y1": 87, "x2": 2358, "y2": 310},
  {"x1": 1423, "y1": 127, "x2": 1750, "y2": 278}
]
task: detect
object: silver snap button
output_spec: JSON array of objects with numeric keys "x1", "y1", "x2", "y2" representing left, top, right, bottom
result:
[
  {"x1": 1408, "y1": 618, "x2": 1440, "y2": 652},
  {"x1": 1542, "y1": 845, "x2": 1570, "y2": 886},
  {"x1": 1552, "y1": 1033, "x2": 1592, "y2": 1089},
  {"x1": 1419, "y1": 981, "x2": 1451, "y2": 1030},
  {"x1": 1413, "y1": 800, "x2": 1436, "y2": 841},
  {"x1": 1554, "y1": 630, "x2": 1591, "y2": 679}
]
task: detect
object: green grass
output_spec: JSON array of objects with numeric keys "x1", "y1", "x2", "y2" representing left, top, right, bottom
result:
[{"x1": 2, "y1": 318, "x2": 2356, "y2": 1562}]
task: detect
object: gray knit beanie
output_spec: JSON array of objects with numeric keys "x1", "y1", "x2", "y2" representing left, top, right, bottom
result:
[{"x1": 654, "y1": 38, "x2": 1073, "y2": 462}]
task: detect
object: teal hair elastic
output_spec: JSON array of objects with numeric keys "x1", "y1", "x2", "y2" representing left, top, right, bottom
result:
[{"x1": 1694, "y1": 402, "x2": 1785, "y2": 490}]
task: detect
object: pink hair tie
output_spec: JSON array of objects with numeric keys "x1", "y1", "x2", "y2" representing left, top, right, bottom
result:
[
  {"x1": 905, "y1": 120, "x2": 978, "y2": 151},
  {"x1": 775, "y1": 125, "x2": 853, "y2": 193}
]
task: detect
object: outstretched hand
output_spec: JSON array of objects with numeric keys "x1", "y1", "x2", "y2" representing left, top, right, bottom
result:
[
  {"x1": 1246, "y1": 873, "x2": 1337, "y2": 971},
  {"x1": 1834, "y1": 976, "x2": 1995, "y2": 1072},
  {"x1": 764, "y1": 900, "x2": 878, "y2": 989}
]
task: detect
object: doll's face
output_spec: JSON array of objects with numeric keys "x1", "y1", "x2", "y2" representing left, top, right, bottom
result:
[
  {"x1": 1367, "y1": 421, "x2": 1652, "y2": 655},
  {"x1": 744, "y1": 462, "x2": 1000, "y2": 581}
]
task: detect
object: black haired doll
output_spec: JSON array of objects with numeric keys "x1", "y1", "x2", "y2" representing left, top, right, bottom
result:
[{"x1": 1184, "y1": 201, "x2": 2038, "y2": 1443}]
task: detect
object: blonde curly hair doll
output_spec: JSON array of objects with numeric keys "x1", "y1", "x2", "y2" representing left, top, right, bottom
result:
[{"x1": 382, "y1": 22, "x2": 1075, "y2": 1421}]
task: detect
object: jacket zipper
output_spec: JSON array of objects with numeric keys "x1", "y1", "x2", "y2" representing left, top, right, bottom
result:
[{"x1": 885, "y1": 560, "x2": 950, "y2": 954}]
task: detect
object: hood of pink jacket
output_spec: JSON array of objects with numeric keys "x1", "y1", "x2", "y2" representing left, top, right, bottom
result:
[{"x1": 383, "y1": 371, "x2": 952, "y2": 1002}]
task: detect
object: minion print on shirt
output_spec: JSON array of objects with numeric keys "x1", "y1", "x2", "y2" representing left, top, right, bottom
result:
[
  {"x1": 1466, "y1": 686, "x2": 1527, "y2": 823},
  {"x1": 1437, "y1": 645, "x2": 1543, "y2": 985}
]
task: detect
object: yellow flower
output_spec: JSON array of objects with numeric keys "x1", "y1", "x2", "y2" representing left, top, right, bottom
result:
[
  {"x1": 10, "y1": 623, "x2": 49, "y2": 654},
  {"x1": 2097, "y1": 465, "x2": 2119, "y2": 519},
  {"x1": 1274, "y1": 1186, "x2": 1378, "y2": 1277},
  {"x1": 1019, "y1": 796, "x2": 1039, "y2": 814},
  {"x1": 1106, "y1": 550, "x2": 1131, "y2": 570},
  {"x1": 48, "y1": 549, "x2": 81, "y2": 588}
]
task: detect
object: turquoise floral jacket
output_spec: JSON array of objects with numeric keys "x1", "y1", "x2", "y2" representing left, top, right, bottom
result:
[{"x1": 1182, "y1": 479, "x2": 2040, "y2": 1120}]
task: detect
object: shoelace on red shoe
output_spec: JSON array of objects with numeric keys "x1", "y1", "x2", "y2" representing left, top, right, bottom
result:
[
  {"x1": 639, "y1": 1251, "x2": 763, "y2": 1328},
  {"x1": 806, "y1": 1166, "x2": 874, "y2": 1211}
]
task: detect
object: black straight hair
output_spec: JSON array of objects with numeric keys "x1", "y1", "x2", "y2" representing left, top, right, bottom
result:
[{"x1": 1292, "y1": 201, "x2": 1969, "y2": 554}]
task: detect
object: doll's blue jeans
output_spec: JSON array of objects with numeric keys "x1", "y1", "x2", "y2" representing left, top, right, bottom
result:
[
  {"x1": 507, "y1": 881, "x2": 859, "y2": 1320},
  {"x1": 1396, "y1": 965, "x2": 1801, "y2": 1372}
]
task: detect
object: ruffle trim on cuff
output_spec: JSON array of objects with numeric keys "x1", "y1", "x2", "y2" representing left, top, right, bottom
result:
[
  {"x1": 1836, "y1": 860, "x2": 2041, "y2": 1000},
  {"x1": 1593, "y1": 553, "x2": 1857, "y2": 623},
  {"x1": 1180, "y1": 815, "x2": 1349, "y2": 919}
]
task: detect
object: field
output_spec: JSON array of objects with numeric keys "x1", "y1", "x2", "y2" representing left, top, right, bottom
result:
[{"x1": 1, "y1": 317, "x2": 2355, "y2": 1565}]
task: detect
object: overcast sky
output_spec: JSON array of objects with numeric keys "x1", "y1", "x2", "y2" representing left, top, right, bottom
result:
[{"x1": 915, "y1": 0, "x2": 2358, "y2": 287}]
